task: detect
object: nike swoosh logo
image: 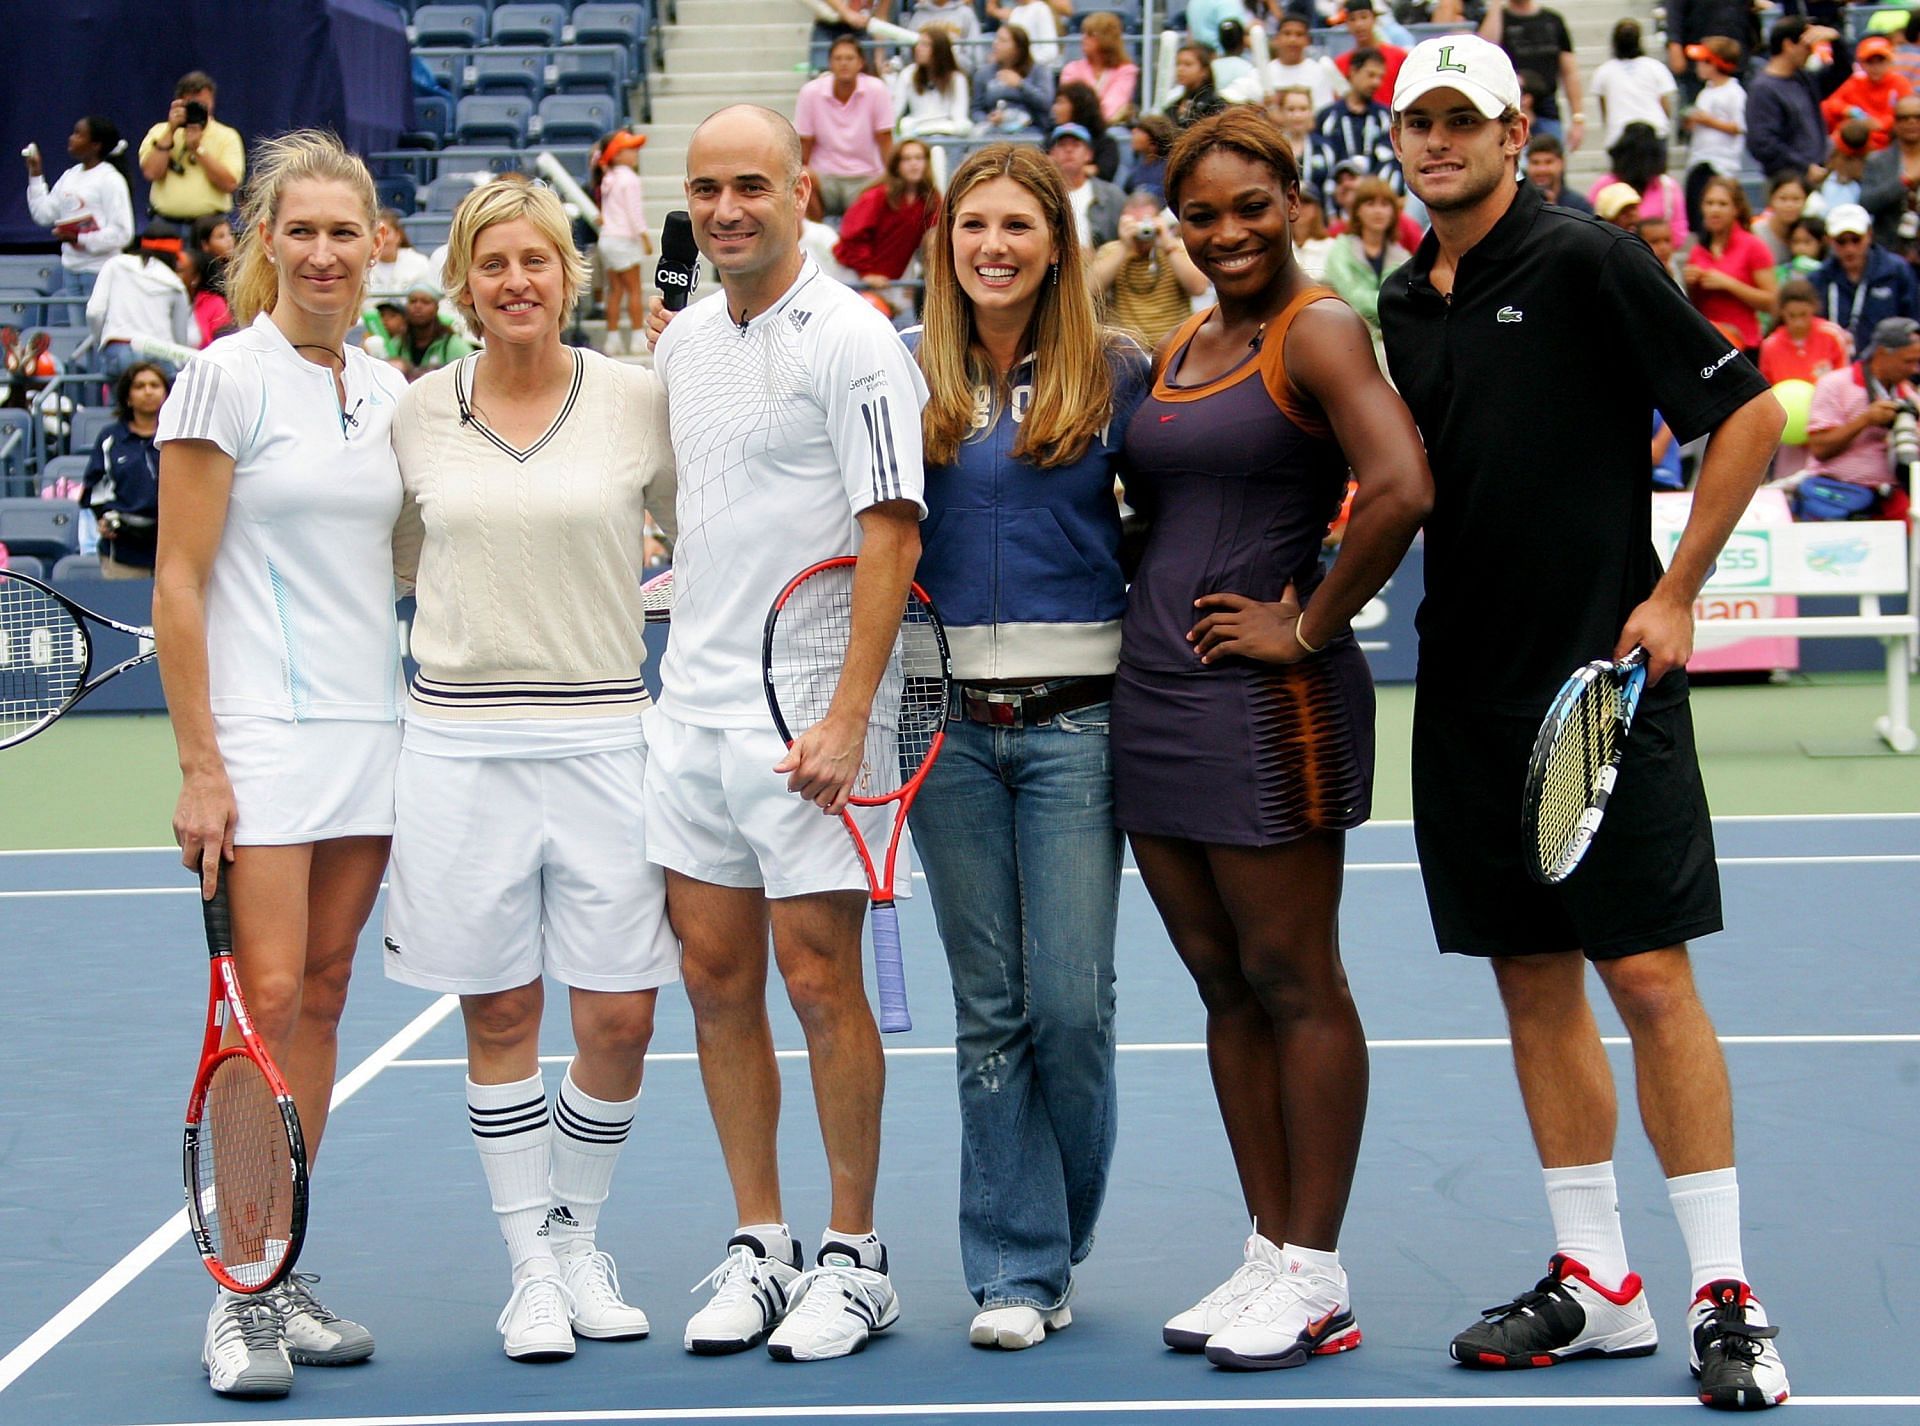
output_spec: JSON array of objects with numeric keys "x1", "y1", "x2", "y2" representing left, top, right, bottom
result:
[{"x1": 1159, "y1": 413, "x2": 1177, "y2": 423}]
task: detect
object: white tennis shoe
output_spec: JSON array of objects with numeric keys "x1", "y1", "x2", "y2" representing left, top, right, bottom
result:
[
  {"x1": 203, "y1": 1291, "x2": 293, "y2": 1399},
  {"x1": 684, "y1": 1233, "x2": 804, "y2": 1354},
  {"x1": 969, "y1": 1302, "x2": 1072, "y2": 1350},
  {"x1": 267, "y1": 1272, "x2": 374, "y2": 1365},
  {"x1": 562, "y1": 1248, "x2": 651, "y2": 1340},
  {"x1": 497, "y1": 1273, "x2": 576, "y2": 1362},
  {"x1": 1163, "y1": 1232, "x2": 1286, "y2": 1351},
  {"x1": 766, "y1": 1243, "x2": 899, "y2": 1362},
  {"x1": 1204, "y1": 1258, "x2": 1362, "y2": 1370}
]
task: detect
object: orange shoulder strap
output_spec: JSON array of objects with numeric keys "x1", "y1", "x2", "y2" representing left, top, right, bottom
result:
[
  {"x1": 1258, "y1": 284, "x2": 1341, "y2": 438},
  {"x1": 1151, "y1": 307, "x2": 1213, "y2": 387}
]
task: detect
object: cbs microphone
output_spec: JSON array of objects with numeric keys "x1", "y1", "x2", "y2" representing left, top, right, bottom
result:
[{"x1": 656, "y1": 211, "x2": 699, "y2": 312}]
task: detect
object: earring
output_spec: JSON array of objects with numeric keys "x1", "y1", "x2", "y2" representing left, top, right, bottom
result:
[{"x1": 1049, "y1": 262, "x2": 1059, "y2": 286}]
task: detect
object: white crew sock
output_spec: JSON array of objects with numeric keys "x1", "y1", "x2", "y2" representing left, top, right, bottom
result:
[
  {"x1": 737, "y1": 1221, "x2": 798, "y2": 1264},
  {"x1": 1543, "y1": 1161, "x2": 1632, "y2": 1289},
  {"x1": 1668, "y1": 1167, "x2": 1747, "y2": 1293},
  {"x1": 547, "y1": 1064, "x2": 637, "y2": 1263},
  {"x1": 468, "y1": 1073, "x2": 557, "y2": 1284}
]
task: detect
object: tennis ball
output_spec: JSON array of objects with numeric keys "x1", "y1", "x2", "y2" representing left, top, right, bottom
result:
[
  {"x1": 1868, "y1": 8, "x2": 1912, "y2": 36},
  {"x1": 1774, "y1": 378, "x2": 1814, "y2": 445}
]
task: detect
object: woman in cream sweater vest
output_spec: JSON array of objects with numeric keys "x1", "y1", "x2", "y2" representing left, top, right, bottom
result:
[{"x1": 384, "y1": 175, "x2": 680, "y2": 1363}]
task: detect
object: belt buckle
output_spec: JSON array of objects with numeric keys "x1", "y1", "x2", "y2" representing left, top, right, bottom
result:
[{"x1": 964, "y1": 688, "x2": 1023, "y2": 726}]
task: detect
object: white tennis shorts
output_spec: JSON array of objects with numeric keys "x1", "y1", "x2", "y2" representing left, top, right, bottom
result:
[
  {"x1": 218, "y1": 715, "x2": 400, "y2": 846},
  {"x1": 598, "y1": 235, "x2": 645, "y2": 273},
  {"x1": 642, "y1": 709, "x2": 911, "y2": 901},
  {"x1": 383, "y1": 741, "x2": 681, "y2": 995}
]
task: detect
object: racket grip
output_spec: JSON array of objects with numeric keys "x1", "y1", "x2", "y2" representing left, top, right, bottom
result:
[
  {"x1": 870, "y1": 901, "x2": 912, "y2": 1034},
  {"x1": 200, "y1": 880, "x2": 233, "y2": 956}
]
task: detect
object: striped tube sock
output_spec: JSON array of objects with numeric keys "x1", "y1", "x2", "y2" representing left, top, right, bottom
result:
[
  {"x1": 548, "y1": 1064, "x2": 637, "y2": 1262},
  {"x1": 468, "y1": 1073, "x2": 557, "y2": 1284},
  {"x1": 1668, "y1": 1167, "x2": 1746, "y2": 1293}
]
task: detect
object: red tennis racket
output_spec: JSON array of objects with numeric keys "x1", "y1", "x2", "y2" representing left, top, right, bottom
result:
[
  {"x1": 762, "y1": 557, "x2": 951, "y2": 1033},
  {"x1": 183, "y1": 876, "x2": 309, "y2": 1293}
]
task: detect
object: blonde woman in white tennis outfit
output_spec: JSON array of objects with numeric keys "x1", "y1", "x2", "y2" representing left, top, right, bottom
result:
[
  {"x1": 382, "y1": 175, "x2": 681, "y2": 1364},
  {"x1": 153, "y1": 131, "x2": 402, "y2": 1401}
]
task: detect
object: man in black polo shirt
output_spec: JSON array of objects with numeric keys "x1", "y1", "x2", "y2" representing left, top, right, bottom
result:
[{"x1": 1378, "y1": 34, "x2": 1792, "y2": 1413}]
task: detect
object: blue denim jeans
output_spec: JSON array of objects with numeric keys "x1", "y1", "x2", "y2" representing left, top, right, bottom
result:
[{"x1": 907, "y1": 697, "x2": 1122, "y2": 1310}]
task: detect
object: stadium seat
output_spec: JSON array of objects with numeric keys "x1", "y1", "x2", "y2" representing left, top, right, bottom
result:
[
  {"x1": 0, "y1": 409, "x2": 31, "y2": 489},
  {"x1": 0, "y1": 288, "x2": 43, "y2": 327},
  {"x1": 1072, "y1": 0, "x2": 1141, "y2": 29},
  {"x1": 473, "y1": 49, "x2": 548, "y2": 99},
  {"x1": 413, "y1": 3, "x2": 487, "y2": 46},
  {"x1": 0, "y1": 256, "x2": 59, "y2": 293},
  {"x1": 414, "y1": 50, "x2": 464, "y2": 94},
  {"x1": 64, "y1": 409, "x2": 115, "y2": 458},
  {"x1": 538, "y1": 93, "x2": 620, "y2": 144},
  {"x1": 50, "y1": 553, "x2": 100, "y2": 579},
  {"x1": 552, "y1": 47, "x2": 626, "y2": 96},
  {"x1": 32, "y1": 328, "x2": 92, "y2": 372},
  {"x1": 378, "y1": 173, "x2": 420, "y2": 214},
  {"x1": 0, "y1": 498, "x2": 81, "y2": 562},
  {"x1": 408, "y1": 215, "x2": 455, "y2": 250},
  {"x1": 455, "y1": 95, "x2": 533, "y2": 147},
  {"x1": 402, "y1": 93, "x2": 453, "y2": 152},
  {"x1": 39, "y1": 453, "x2": 92, "y2": 495},
  {"x1": 436, "y1": 145, "x2": 510, "y2": 176},
  {"x1": 492, "y1": 2, "x2": 566, "y2": 45},
  {"x1": 571, "y1": 3, "x2": 645, "y2": 53},
  {"x1": 2, "y1": 553, "x2": 48, "y2": 580}
]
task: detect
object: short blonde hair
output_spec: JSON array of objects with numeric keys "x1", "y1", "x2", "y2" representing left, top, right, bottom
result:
[{"x1": 442, "y1": 175, "x2": 590, "y2": 339}]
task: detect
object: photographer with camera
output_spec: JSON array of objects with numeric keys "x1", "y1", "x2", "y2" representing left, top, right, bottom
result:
[
  {"x1": 1087, "y1": 189, "x2": 1208, "y2": 347},
  {"x1": 1798, "y1": 313, "x2": 1919, "y2": 519},
  {"x1": 137, "y1": 71, "x2": 243, "y2": 234}
]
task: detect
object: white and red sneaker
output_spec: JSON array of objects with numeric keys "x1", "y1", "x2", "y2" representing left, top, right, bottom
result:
[
  {"x1": 1451, "y1": 1254, "x2": 1659, "y2": 1369},
  {"x1": 1690, "y1": 1279, "x2": 1789, "y2": 1411}
]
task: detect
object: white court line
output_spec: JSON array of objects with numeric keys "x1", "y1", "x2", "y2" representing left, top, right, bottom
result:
[
  {"x1": 385, "y1": 1031, "x2": 1920, "y2": 1070},
  {"x1": 99, "y1": 1393, "x2": 1920, "y2": 1425},
  {"x1": 8, "y1": 853, "x2": 1920, "y2": 902},
  {"x1": 0, "y1": 993, "x2": 460, "y2": 1397},
  {"x1": 2, "y1": 810, "x2": 1917, "y2": 858}
]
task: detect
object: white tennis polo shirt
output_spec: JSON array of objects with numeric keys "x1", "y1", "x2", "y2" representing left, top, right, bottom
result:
[
  {"x1": 653, "y1": 258, "x2": 928, "y2": 729},
  {"x1": 158, "y1": 313, "x2": 408, "y2": 721}
]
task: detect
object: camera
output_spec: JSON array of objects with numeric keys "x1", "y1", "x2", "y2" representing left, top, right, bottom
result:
[
  {"x1": 1128, "y1": 219, "x2": 1158, "y2": 244},
  {"x1": 182, "y1": 100, "x2": 209, "y2": 128},
  {"x1": 1889, "y1": 402, "x2": 1919, "y2": 472}
]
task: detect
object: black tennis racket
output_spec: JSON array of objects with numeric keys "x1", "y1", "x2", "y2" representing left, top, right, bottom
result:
[
  {"x1": 183, "y1": 877, "x2": 309, "y2": 1294},
  {"x1": 762, "y1": 557, "x2": 951, "y2": 1033},
  {"x1": 1521, "y1": 646, "x2": 1649, "y2": 885},
  {"x1": 0, "y1": 568, "x2": 154, "y2": 751}
]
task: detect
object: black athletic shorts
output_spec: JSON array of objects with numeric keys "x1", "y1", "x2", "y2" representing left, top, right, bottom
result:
[{"x1": 1410, "y1": 691, "x2": 1722, "y2": 960}]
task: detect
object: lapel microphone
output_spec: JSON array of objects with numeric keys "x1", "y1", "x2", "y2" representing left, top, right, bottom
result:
[{"x1": 657, "y1": 211, "x2": 700, "y2": 313}]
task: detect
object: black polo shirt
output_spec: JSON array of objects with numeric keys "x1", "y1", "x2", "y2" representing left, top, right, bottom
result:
[{"x1": 1378, "y1": 182, "x2": 1770, "y2": 716}]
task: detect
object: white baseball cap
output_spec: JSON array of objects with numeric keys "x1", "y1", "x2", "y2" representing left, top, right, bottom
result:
[
  {"x1": 1825, "y1": 203, "x2": 1872, "y2": 237},
  {"x1": 1392, "y1": 33, "x2": 1524, "y2": 119}
]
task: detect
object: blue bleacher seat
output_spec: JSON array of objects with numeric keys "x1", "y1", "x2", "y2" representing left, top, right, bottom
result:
[
  {"x1": 538, "y1": 93, "x2": 620, "y2": 144},
  {"x1": 492, "y1": 2, "x2": 566, "y2": 44},
  {"x1": 40, "y1": 453, "x2": 92, "y2": 496},
  {"x1": 415, "y1": 50, "x2": 464, "y2": 93},
  {"x1": 63, "y1": 409, "x2": 114, "y2": 459},
  {"x1": 455, "y1": 95, "x2": 533, "y2": 147},
  {"x1": 32, "y1": 328, "x2": 92, "y2": 372},
  {"x1": 0, "y1": 288, "x2": 43, "y2": 327},
  {"x1": 474, "y1": 50, "x2": 548, "y2": 99},
  {"x1": 0, "y1": 409, "x2": 31, "y2": 489},
  {"x1": 403, "y1": 93, "x2": 454, "y2": 152},
  {"x1": 2, "y1": 553, "x2": 48, "y2": 580},
  {"x1": 378, "y1": 173, "x2": 420, "y2": 213},
  {"x1": 408, "y1": 215, "x2": 455, "y2": 250},
  {"x1": 426, "y1": 173, "x2": 487, "y2": 211},
  {"x1": 435, "y1": 145, "x2": 508, "y2": 177},
  {"x1": 571, "y1": 3, "x2": 645, "y2": 52},
  {"x1": 553, "y1": 46, "x2": 625, "y2": 96},
  {"x1": 1072, "y1": 0, "x2": 1142, "y2": 30},
  {"x1": 51, "y1": 552, "x2": 101, "y2": 580},
  {"x1": 0, "y1": 256, "x2": 59, "y2": 293},
  {"x1": 0, "y1": 498, "x2": 81, "y2": 562},
  {"x1": 413, "y1": 3, "x2": 486, "y2": 46}
]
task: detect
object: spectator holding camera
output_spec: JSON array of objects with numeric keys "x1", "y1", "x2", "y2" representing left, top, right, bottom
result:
[
  {"x1": 1811, "y1": 202, "x2": 1919, "y2": 351},
  {"x1": 1799, "y1": 313, "x2": 1920, "y2": 519},
  {"x1": 80, "y1": 360, "x2": 171, "y2": 579},
  {"x1": 1089, "y1": 189, "x2": 1208, "y2": 347},
  {"x1": 138, "y1": 71, "x2": 243, "y2": 231},
  {"x1": 23, "y1": 114, "x2": 134, "y2": 299}
]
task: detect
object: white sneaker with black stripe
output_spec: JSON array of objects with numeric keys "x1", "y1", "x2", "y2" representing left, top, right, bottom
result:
[
  {"x1": 267, "y1": 1272, "x2": 375, "y2": 1365},
  {"x1": 683, "y1": 1232, "x2": 803, "y2": 1354},
  {"x1": 766, "y1": 1241, "x2": 899, "y2": 1362},
  {"x1": 203, "y1": 1291, "x2": 293, "y2": 1398}
]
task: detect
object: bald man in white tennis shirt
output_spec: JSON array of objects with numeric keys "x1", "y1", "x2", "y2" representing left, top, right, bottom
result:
[{"x1": 644, "y1": 104, "x2": 928, "y2": 1363}]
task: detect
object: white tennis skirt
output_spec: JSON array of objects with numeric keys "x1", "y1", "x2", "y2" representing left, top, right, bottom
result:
[
  {"x1": 599, "y1": 235, "x2": 645, "y2": 273},
  {"x1": 217, "y1": 715, "x2": 402, "y2": 846}
]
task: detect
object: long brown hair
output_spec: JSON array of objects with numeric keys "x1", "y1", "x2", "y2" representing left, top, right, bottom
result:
[
  {"x1": 228, "y1": 130, "x2": 379, "y2": 326},
  {"x1": 913, "y1": 25, "x2": 960, "y2": 92},
  {"x1": 1080, "y1": 11, "x2": 1130, "y2": 68},
  {"x1": 919, "y1": 144, "x2": 1116, "y2": 469},
  {"x1": 884, "y1": 140, "x2": 938, "y2": 208}
]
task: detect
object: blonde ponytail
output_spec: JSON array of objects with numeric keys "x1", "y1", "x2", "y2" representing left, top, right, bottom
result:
[{"x1": 228, "y1": 130, "x2": 379, "y2": 326}]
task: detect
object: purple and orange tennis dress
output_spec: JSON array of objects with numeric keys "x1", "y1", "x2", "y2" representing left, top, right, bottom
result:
[{"x1": 1113, "y1": 286, "x2": 1375, "y2": 847}]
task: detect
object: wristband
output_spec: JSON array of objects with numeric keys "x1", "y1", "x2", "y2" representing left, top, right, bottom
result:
[{"x1": 1294, "y1": 614, "x2": 1323, "y2": 654}]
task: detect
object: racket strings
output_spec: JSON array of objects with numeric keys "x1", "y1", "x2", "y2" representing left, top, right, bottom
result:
[
  {"x1": 767, "y1": 569, "x2": 948, "y2": 798},
  {"x1": 0, "y1": 579, "x2": 85, "y2": 738},
  {"x1": 196, "y1": 1056, "x2": 296, "y2": 1288},
  {"x1": 1536, "y1": 680, "x2": 1624, "y2": 874}
]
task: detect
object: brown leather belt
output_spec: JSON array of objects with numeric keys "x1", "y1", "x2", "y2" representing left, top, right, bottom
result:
[{"x1": 957, "y1": 677, "x2": 1114, "y2": 727}]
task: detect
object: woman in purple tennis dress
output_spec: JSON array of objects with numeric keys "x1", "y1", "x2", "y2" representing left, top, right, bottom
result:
[{"x1": 1115, "y1": 108, "x2": 1432, "y2": 1371}]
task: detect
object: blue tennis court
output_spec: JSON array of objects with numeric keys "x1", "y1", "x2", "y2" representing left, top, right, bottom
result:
[{"x1": 1, "y1": 813, "x2": 1915, "y2": 1425}]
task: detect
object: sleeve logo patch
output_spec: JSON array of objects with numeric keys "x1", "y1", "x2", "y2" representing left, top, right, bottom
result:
[{"x1": 1701, "y1": 348, "x2": 1740, "y2": 379}]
